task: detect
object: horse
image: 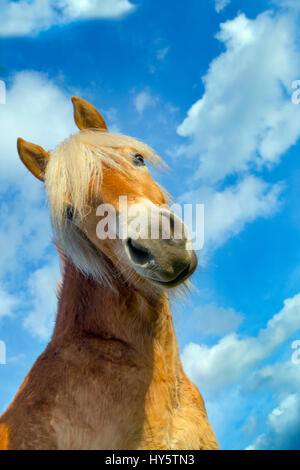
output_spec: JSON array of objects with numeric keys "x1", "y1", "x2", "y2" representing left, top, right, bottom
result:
[{"x1": 0, "y1": 97, "x2": 218, "y2": 450}]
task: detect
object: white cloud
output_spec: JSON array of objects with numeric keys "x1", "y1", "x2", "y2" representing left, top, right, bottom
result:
[
  {"x1": 177, "y1": 10, "x2": 300, "y2": 183},
  {"x1": 246, "y1": 360, "x2": 300, "y2": 394},
  {"x1": 0, "y1": 71, "x2": 76, "y2": 279},
  {"x1": 215, "y1": 0, "x2": 231, "y2": 13},
  {"x1": 187, "y1": 302, "x2": 243, "y2": 336},
  {"x1": 247, "y1": 393, "x2": 300, "y2": 449},
  {"x1": 0, "y1": 0, "x2": 135, "y2": 37},
  {"x1": 242, "y1": 415, "x2": 257, "y2": 437},
  {"x1": 0, "y1": 70, "x2": 72, "y2": 339},
  {"x1": 134, "y1": 89, "x2": 158, "y2": 114},
  {"x1": 244, "y1": 352, "x2": 300, "y2": 449},
  {"x1": 176, "y1": 5, "x2": 300, "y2": 255},
  {"x1": 0, "y1": 0, "x2": 55, "y2": 36},
  {"x1": 0, "y1": 70, "x2": 75, "y2": 181},
  {"x1": 156, "y1": 46, "x2": 169, "y2": 61},
  {"x1": 181, "y1": 292, "x2": 300, "y2": 394},
  {"x1": 58, "y1": 0, "x2": 135, "y2": 20},
  {"x1": 181, "y1": 175, "x2": 283, "y2": 252},
  {"x1": 23, "y1": 260, "x2": 60, "y2": 340},
  {"x1": 273, "y1": 0, "x2": 300, "y2": 9},
  {"x1": 0, "y1": 285, "x2": 18, "y2": 320}
]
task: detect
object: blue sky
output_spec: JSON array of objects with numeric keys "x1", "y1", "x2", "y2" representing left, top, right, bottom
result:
[{"x1": 0, "y1": 0, "x2": 300, "y2": 450}]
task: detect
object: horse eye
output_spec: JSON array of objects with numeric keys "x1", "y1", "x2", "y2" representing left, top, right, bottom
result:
[{"x1": 133, "y1": 154, "x2": 145, "y2": 166}]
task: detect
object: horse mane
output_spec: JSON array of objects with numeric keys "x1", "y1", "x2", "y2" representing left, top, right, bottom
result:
[{"x1": 45, "y1": 129, "x2": 167, "y2": 283}]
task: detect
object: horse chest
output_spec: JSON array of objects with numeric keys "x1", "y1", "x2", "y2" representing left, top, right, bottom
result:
[
  {"x1": 49, "y1": 366, "x2": 180, "y2": 450},
  {"x1": 49, "y1": 359, "x2": 157, "y2": 449}
]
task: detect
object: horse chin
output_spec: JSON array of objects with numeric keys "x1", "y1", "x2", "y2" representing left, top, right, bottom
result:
[
  {"x1": 149, "y1": 266, "x2": 195, "y2": 288},
  {"x1": 133, "y1": 257, "x2": 197, "y2": 290}
]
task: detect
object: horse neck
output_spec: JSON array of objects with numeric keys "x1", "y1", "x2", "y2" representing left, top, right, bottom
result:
[{"x1": 51, "y1": 257, "x2": 178, "y2": 358}]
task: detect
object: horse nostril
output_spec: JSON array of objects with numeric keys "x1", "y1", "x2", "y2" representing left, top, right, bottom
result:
[{"x1": 126, "y1": 238, "x2": 154, "y2": 266}]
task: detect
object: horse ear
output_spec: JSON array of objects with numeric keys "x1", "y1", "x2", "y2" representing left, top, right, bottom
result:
[
  {"x1": 17, "y1": 138, "x2": 49, "y2": 182},
  {"x1": 71, "y1": 96, "x2": 108, "y2": 131}
]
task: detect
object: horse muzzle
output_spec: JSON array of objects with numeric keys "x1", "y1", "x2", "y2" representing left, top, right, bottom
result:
[{"x1": 121, "y1": 206, "x2": 198, "y2": 288}]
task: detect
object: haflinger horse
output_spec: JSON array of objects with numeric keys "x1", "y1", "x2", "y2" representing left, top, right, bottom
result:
[{"x1": 0, "y1": 97, "x2": 218, "y2": 450}]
